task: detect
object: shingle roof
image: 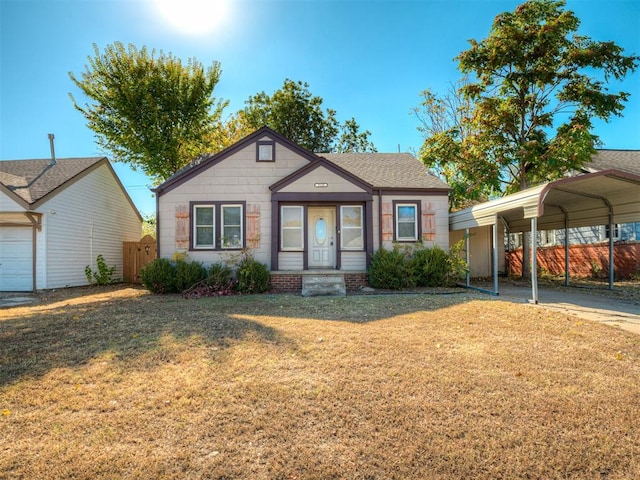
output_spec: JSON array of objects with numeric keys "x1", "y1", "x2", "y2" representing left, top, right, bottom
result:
[
  {"x1": 321, "y1": 152, "x2": 449, "y2": 190},
  {"x1": 0, "y1": 157, "x2": 105, "y2": 205},
  {"x1": 583, "y1": 149, "x2": 640, "y2": 176}
]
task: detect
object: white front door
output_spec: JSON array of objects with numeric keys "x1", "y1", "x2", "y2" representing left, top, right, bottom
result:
[{"x1": 308, "y1": 207, "x2": 335, "y2": 268}]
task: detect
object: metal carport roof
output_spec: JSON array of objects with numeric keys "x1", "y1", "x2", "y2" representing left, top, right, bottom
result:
[{"x1": 449, "y1": 168, "x2": 640, "y2": 303}]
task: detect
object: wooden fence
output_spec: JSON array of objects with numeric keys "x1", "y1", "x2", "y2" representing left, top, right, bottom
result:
[{"x1": 123, "y1": 235, "x2": 157, "y2": 283}]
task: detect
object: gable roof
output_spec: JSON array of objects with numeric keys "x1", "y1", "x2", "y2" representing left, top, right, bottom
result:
[
  {"x1": 0, "y1": 157, "x2": 141, "y2": 218},
  {"x1": 321, "y1": 152, "x2": 449, "y2": 191},
  {"x1": 583, "y1": 149, "x2": 640, "y2": 176},
  {"x1": 154, "y1": 126, "x2": 321, "y2": 195}
]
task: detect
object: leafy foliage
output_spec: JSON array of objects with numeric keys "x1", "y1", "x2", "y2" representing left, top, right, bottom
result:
[
  {"x1": 139, "y1": 258, "x2": 177, "y2": 294},
  {"x1": 235, "y1": 253, "x2": 271, "y2": 294},
  {"x1": 368, "y1": 244, "x2": 467, "y2": 290},
  {"x1": 69, "y1": 42, "x2": 227, "y2": 183},
  {"x1": 419, "y1": 0, "x2": 639, "y2": 206},
  {"x1": 84, "y1": 254, "x2": 117, "y2": 286},
  {"x1": 241, "y1": 79, "x2": 376, "y2": 153},
  {"x1": 174, "y1": 259, "x2": 208, "y2": 292}
]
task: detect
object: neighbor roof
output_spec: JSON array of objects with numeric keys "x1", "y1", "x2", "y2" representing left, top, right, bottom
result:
[
  {"x1": 322, "y1": 152, "x2": 449, "y2": 190},
  {"x1": 0, "y1": 157, "x2": 105, "y2": 206},
  {"x1": 583, "y1": 149, "x2": 640, "y2": 176}
]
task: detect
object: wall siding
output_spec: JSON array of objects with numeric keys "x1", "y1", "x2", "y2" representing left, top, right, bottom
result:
[
  {"x1": 158, "y1": 142, "x2": 310, "y2": 269},
  {"x1": 36, "y1": 164, "x2": 141, "y2": 289}
]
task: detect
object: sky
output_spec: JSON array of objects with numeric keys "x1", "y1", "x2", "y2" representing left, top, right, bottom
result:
[{"x1": 1, "y1": 0, "x2": 639, "y2": 216}]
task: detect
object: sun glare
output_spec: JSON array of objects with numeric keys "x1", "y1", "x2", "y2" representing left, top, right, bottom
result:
[{"x1": 154, "y1": 0, "x2": 229, "y2": 36}]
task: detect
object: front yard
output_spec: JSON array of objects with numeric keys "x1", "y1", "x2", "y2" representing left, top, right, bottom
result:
[{"x1": 1, "y1": 286, "x2": 639, "y2": 479}]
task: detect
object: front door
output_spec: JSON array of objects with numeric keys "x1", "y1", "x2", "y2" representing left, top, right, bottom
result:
[{"x1": 308, "y1": 207, "x2": 335, "y2": 268}]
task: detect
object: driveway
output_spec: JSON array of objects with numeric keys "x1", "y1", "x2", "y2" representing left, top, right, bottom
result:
[{"x1": 490, "y1": 284, "x2": 640, "y2": 336}]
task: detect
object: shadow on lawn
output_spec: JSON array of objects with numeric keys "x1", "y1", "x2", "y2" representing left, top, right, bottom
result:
[
  {"x1": 0, "y1": 287, "x2": 291, "y2": 386},
  {"x1": 0, "y1": 285, "x2": 479, "y2": 386}
]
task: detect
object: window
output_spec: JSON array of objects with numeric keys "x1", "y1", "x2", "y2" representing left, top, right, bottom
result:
[
  {"x1": 194, "y1": 205, "x2": 215, "y2": 248},
  {"x1": 281, "y1": 206, "x2": 303, "y2": 250},
  {"x1": 340, "y1": 205, "x2": 364, "y2": 250},
  {"x1": 604, "y1": 224, "x2": 620, "y2": 240},
  {"x1": 191, "y1": 202, "x2": 245, "y2": 250},
  {"x1": 257, "y1": 141, "x2": 275, "y2": 162},
  {"x1": 395, "y1": 203, "x2": 418, "y2": 241},
  {"x1": 222, "y1": 205, "x2": 243, "y2": 248}
]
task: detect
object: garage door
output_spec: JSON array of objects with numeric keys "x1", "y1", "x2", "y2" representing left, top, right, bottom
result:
[{"x1": 0, "y1": 227, "x2": 33, "y2": 291}]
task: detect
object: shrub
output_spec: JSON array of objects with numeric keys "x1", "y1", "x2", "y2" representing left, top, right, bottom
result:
[
  {"x1": 174, "y1": 259, "x2": 207, "y2": 292},
  {"x1": 412, "y1": 245, "x2": 452, "y2": 287},
  {"x1": 85, "y1": 254, "x2": 117, "y2": 285},
  {"x1": 236, "y1": 253, "x2": 270, "y2": 294},
  {"x1": 368, "y1": 245, "x2": 415, "y2": 289},
  {"x1": 206, "y1": 262, "x2": 233, "y2": 288},
  {"x1": 139, "y1": 258, "x2": 177, "y2": 294}
]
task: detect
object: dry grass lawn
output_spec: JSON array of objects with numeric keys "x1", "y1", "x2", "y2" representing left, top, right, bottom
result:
[{"x1": 1, "y1": 285, "x2": 639, "y2": 479}]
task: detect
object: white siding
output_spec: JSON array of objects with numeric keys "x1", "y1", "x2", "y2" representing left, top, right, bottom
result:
[
  {"x1": 278, "y1": 252, "x2": 304, "y2": 270},
  {"x1": 341, "y1": 251, "x2": 366, "y2": 271},
  {"x1": 278, "y1": 166, "x2": 366, "y2": 193},
  {"x1": 0, "y1": 190, "x2": 25, "y2": 211},
  {"x1": 158, "y1": 142, "x2": 310, "y2": 269},
  {"x1": 35, "y1": 164, "x2": 141, "y2": 289}
]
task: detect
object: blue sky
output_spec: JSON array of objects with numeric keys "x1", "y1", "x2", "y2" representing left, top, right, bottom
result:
[{"x1": 1, "y1": 0, "x2": 639, "y2": 216}]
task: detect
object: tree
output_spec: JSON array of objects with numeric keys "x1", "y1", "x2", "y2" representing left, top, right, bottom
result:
[
  {"x1": 419, "y1": 0, "x2": 638, "y2": 275},
  {"x1": 241, "y1": 79, "x2": 376, "y2": 153},
  {"x1": 334, "y1": 118, "x2": 377, "y2": 153},
  {"x1": 421, "y1": 0, "x2": 638, "y2": 201},
  {"x1": 70, "y1": 42, "x2": 227, "y2": 183}
]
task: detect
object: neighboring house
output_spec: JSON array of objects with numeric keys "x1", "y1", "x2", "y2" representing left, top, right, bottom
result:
[
  {"x1": 509, "y1": 149, "x2": 640, "y2": 248},
  {"x1": 0, "y1": 157, "x2": 142, "y2": 292},
  {"x1": 153, "y1": 127, "x2": 450, "y2": 292}
]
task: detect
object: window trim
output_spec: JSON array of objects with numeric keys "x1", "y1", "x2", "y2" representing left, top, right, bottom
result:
[
  {"x1": 190, "y1": 201, "x2": 246, "y2": 251},
  {"x1": 339, "y1": 205, "x2": 364, "y2": 251},
  {"x1": 280, "y1": 205, "x2": 304, "y2": 251},
  {"x1": 221, "y1": 204, "x2": 244, "y2": 249},
  {"x1": 256, "y1": 140, "x2": 275, "y2": 162},
  {"x1": 394, "y1": 201, "x2": 420, "y2": 242},
  {"x1": 193, "y1": 204, "x2": 215, "y2": 249}
]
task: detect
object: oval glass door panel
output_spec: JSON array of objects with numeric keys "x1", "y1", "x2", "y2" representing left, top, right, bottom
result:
[{"x1": 315, "y1": 217, "x2": 327, "y2": 245}]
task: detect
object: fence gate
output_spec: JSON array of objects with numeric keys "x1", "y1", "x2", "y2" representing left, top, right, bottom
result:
[{"x1": 123, "y1": 235, "x2": 157, "y2": 283}]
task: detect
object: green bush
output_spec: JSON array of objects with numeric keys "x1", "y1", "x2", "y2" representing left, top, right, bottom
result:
[
  {"x1": 368, "y1": 245, "x2": 415, "y2": 289},
  {"x1": 235, "y1": 254, "x2": 270, "y2": 294},
  {"x1": 174, "y1": 259, "x2": 207, "y2": 292},
  {"x1": 206, "y1": 262, "x2": 233, "y2": 288},
  {"x1": 85, "y1": 254, "x2": 117, "y2": 285},
  {"x1": 139, "y1": 258, "x2": 177, "y2": 294},
  {"x1": 412, "y1": 245, "x2": 452, "y2": 287}
]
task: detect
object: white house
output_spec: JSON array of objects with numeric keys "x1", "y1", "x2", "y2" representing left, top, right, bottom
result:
[{"x1": 0, "y1": 157, "x2": 142, "y2": 291}]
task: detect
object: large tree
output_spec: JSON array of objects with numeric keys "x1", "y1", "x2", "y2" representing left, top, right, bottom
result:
[
  {"x1": 421, "y1": 0, "x2": 638, "y2": 204},
  {"x1": 241, "y1": 79, "x2": 376, "y2": 153},
  {"x1": 70, "y1": 42, "x2": 227, "y2": 183}
]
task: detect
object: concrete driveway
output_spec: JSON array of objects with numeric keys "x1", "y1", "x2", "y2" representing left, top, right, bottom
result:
[{"x1": 491, "y1": 284, "x2": 640, "y2": 336}]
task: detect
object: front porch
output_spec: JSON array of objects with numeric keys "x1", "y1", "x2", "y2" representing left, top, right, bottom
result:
[{"x1": 270, "y1": 270, "x2": 369, "y2": 294}]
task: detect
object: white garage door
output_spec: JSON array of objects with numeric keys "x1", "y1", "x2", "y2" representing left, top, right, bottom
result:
[{"x1": 0, "y1": 227, "x2": 33, "y2": 291}]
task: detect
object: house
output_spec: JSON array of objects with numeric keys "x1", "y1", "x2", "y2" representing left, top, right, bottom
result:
[
  {"x1": 153, "y1": 127, "x2": 450, "y2": 292},
  {"x1": 0, "y1": 157, "x2": 143, "y2": 292}
]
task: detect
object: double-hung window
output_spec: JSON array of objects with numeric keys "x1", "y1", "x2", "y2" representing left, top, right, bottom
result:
[
  {"x1": 221, "y1": 205, "x2": 243, "y2": 248},
  {"x1": 194, "y1": 205, "x2": 215, "y2": 248},
  {"x1": 340, "y1": 205, "x2": 364, "y2": 250},
  {"x1": 192, "y1": 202, "x2": 245, "y2": 250},
  {"x1": 281, "y1": 206, "x2": 304, "y2": 250},
  {"x1": 395, "y1": 203, "x2": 418, "y2": 242}
]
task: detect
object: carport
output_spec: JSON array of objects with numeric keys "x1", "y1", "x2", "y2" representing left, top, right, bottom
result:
[{"x1": 449, "y1": 169, "x2": 640, "y2": 303}]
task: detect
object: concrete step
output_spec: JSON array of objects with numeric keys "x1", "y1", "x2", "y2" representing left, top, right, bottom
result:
[{"x1": 301, "y1": 274, "x2": 346, "y2": 297}]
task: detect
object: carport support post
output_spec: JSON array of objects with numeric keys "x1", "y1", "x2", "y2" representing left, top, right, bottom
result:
[
  {"x1": 564, "y1": 216, "x2": 569, "y2": 287},
  {"x1": 531, "y1": 217, "x2": 538, "y2": 304},
  {"x1": 465, "y1": 228, "x2": 470, "y2": 287},
  {"x1": 492, "y1": 222, "x2": 499, "y2": 294},
  {"x1": 609, "y1": 212, "x2": 615, "y2": 290}
]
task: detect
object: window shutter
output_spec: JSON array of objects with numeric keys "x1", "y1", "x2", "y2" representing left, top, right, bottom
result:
[
  {"x1": 247, "y1": 203, "x2": 260, "y2": 249},
  {"x1": 175, "y1": 204, "x2": 189, "y2": 250},
  {"x1": 382, "y1": 202, "x2": 393, "y2": 242},
  {"x1": 421, "y1": 200, "x2": 436, "y2": 242}
]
